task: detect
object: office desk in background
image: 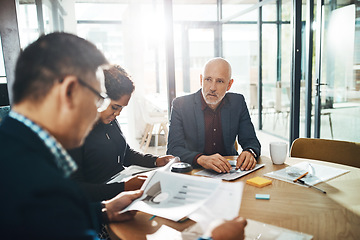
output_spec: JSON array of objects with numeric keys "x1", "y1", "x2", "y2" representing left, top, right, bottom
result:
[{"x1": 109, "y1": 156, "x2": 360, "y2": 240}]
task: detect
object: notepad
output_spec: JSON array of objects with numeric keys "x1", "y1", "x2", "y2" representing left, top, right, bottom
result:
[
  {"x1": 264, "y1": 162, "x2": 350, "y2": 186},
  {"x1": 246, "y1": 177, "x2": 272, "y2": 188}
]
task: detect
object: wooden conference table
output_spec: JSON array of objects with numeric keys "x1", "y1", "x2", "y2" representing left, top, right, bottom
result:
[{"x1": 109, "y1": 156, "x2": 360, "y2": 240}]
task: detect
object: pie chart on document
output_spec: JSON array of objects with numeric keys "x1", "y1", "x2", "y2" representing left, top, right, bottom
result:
[{"x1": 152, "y1": 192, "x2": 170, "y2": 203}]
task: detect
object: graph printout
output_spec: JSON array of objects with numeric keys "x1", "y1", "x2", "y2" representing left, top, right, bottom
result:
[{"x1": 121, "y1": 170, "x2": 222, "y2": 221}]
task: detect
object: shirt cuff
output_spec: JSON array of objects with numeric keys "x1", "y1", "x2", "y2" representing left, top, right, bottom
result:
[{"x1": 244, "y1": 148, "x2": 257, "y2": 159}]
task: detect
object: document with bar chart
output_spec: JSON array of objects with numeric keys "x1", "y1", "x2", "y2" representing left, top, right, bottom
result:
[{"x1": 121, "y1": 170, "x2": 222, "y2": 221}]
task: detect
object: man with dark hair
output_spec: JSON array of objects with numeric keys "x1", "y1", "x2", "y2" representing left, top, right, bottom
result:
[{"x1": 0, "y1": 32, "x2": 142, "y2": 239}]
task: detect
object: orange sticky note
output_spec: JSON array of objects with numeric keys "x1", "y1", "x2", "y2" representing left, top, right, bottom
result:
[{"x1": 246, "y1": 177, "x2": 272, "y2": 188}]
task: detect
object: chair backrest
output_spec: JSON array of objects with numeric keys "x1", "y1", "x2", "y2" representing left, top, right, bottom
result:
[
  {"x1": 0, "y1": 106, "x2": 10, "y2": 124},
  {"x1": 136, "y1": 95, "x2": 168, "y2": 124},
  {"x1": 290, "y1": 138, "x2": 360, "y2": 168}
]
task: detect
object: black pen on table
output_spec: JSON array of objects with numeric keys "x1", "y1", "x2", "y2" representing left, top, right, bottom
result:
[{"x1": 297, "y1": 179, "x2": 327, "y2": 194}]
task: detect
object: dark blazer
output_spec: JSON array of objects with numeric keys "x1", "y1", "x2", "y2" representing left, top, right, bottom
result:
[
  {"x1": 0, "y1": 116, "x2": 102, "y2": 240},
  {"x1": 69, "y1": 119, "x2": 157, "y2": 202},
  {"x1": 167, "y1": 90, "x2": 261, "y2": 165}
]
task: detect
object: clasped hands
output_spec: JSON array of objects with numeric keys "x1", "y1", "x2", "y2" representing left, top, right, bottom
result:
[{"x1": 197, "y1": 151, "x2": 256, "y2": 173}]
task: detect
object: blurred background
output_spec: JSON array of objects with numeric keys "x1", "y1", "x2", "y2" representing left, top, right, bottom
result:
[{"x1": 1, "y1": 0, "x2": 359, "y2": 157}]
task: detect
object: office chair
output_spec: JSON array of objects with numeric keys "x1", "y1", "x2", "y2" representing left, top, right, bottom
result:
[{"x1": 290, "y1": 138, "x2": 360, "y2": 168}]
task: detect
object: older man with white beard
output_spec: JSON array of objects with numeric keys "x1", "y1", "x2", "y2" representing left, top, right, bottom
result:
[{"x1": 167, "y1": 57, "x2": 261, "y2": 173}]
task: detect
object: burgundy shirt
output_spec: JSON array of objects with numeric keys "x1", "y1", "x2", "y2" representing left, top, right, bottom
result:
[{"x1": 194, "y1": 95, "x2": 226, "y2": 165}]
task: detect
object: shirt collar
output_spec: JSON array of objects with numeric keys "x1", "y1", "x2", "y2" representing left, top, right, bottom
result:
[{"x1": 9, "y1": 111, "x2": 77, "y2": 177}]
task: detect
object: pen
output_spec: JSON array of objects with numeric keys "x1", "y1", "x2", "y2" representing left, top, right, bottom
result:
[
  {"x1": 177, "y1": 217, "x2": 189, "y2": 223},
  {"x1": 293, "y1": 172, "x2": 308, "y2": 182},
  {"x1": 131, "y1": 169, "x2": 153, "y2": 176},
  {"x1": 297, "y1": 179, "x2": 327, "y2": 194},
  {"x1": 149, "y1": 215, "x2": 156, "y2": 221}
]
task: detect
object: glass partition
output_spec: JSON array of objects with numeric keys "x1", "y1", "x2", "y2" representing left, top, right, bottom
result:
[
  {"x1": 17, "y1": 3, "x2": 39, "y2": 48},
  {"x1": 223, "y1": 24, "x2": 258, "y2": 112},
  {"x1": 0, "y1": 35, "x2": 6, "y2": 84},
  {"x1": 9, "y1": 0, "x2": 359, "y2": 148},
  {"x1": 75, "y1": 1, "x2": 169, "y2": 145},
  {"x1": 260, "y1": 1, "x2": 292, "y2": 140},
  {"x1": 172, "y1": 1, "x2": 218, "y2": 98},
  {"x1": 315, "y1": 2, "x2": 360, "y2": 142},
  {"x1": 173, "y1": 1, "x2": 217, "y2": 21}
]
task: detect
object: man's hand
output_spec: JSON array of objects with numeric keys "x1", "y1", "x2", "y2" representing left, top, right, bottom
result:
[
  {"x1": 197, "y1": 154, "x2": 232, "y2": 173},
  {"x1": 236, "y1": 151, "x2": 256, "y2": 171},
  {"x1": 124, "y1": 175, "x2": 147, "y2": 191},
  {"x1": 102, "y1": 190, "x2": 143, "y2": 222},
  {"x1": 155, "y1": 155, "x2": 174, "y2": 167},
  {"x1": 211, "y1": 217, "x2": 247, "y2": 240}
]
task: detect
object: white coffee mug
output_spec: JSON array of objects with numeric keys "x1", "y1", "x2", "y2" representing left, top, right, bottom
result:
[{"x1": 270, "y1": 142, "x2": 288, "y2": 164}]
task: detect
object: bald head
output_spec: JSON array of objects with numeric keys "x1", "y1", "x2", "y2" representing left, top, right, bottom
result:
[{"x1": 202, "y1": 57, "x2": 232, "y2": 81}]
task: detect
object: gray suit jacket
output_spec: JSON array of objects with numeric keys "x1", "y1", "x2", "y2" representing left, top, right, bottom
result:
[{"x1": 166, "y1": 90, "x2": 261, "y2": 165}]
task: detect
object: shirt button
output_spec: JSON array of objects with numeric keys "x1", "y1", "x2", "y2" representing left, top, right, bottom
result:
[
  {"x1": 214, "y1": 128, "x2": 216, "y2": 131},
  {"x1": 213, "y1": 143, "x2": 216, "y2": 146}
]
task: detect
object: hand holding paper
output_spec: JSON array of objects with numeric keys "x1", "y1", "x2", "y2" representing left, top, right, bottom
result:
[
  {"x1": 102, "y1": 190, "x2": 143, "y2": 222},
  {"x1": 121, "y1": 170, "x2": 222, "y2": 221}
]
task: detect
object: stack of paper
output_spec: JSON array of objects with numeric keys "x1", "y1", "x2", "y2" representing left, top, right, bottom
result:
[{"x1": 265, "y1": 162, "x2": 349, "y2": 186}]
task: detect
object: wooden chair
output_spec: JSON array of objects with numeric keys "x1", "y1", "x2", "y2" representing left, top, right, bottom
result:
[
  {"x1": 290, "y1": 138, "x2": 360, "y2": 168},
  {"x1": 136, "y1": 96, "x2": 168, "y2": 152}
]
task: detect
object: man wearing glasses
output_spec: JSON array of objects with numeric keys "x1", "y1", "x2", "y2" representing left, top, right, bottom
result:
[{"x1": 0, "y1": 32, "x2": 142, "y2": 239}]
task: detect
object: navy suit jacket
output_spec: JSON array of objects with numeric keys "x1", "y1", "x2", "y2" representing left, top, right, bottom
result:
[
  {"x1": 0, "y1": 116, "x2": 102, "y2": 240},
  {"x1": 167, "y1": 90, "x2": 261, "y2": 165}
]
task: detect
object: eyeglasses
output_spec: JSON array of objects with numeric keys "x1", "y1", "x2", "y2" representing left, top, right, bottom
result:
[{"x1": 77, "y1": 78, "x2": 111, "y2": 112}]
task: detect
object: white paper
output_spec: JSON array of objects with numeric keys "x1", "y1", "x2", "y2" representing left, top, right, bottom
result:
[
  {"x1": 265, "y1": 161, "x2": 349, "y2": 186},
  {"x1": 194, "y1": 164, "x2": 265, "y2": 181},
  {"x1": 157, "y1": 156, "x2": 181, "y2": 172},
  {"x1": 146, "y1": 225, "x2": 183, "y2": 240},
  {"x1": 107, "y1": 157, "x2": 180, "y2": 184},
  {"x1": 188, "y1": 181, "x2": 244, "y2": 232},
  {"x1": 244, "y1": 219, "x2": 313, "y2": 240},
  {"x1": 147, "y1": 218, "x2": 313, "y2": 240},
  {"x1": 106, "y1": 165, "x2": 155, "y2": 184},
  {"x1": 121, "y1": 170, "x2": 222, "y2": 221}
]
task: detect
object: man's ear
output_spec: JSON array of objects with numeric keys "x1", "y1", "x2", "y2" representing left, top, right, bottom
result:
[
  {"x1": 227, "y1": 79, "x2": 234, "y2": 91},
  {"x1": 59, "y1": 76, "x2": 78, "y2": 110}
]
